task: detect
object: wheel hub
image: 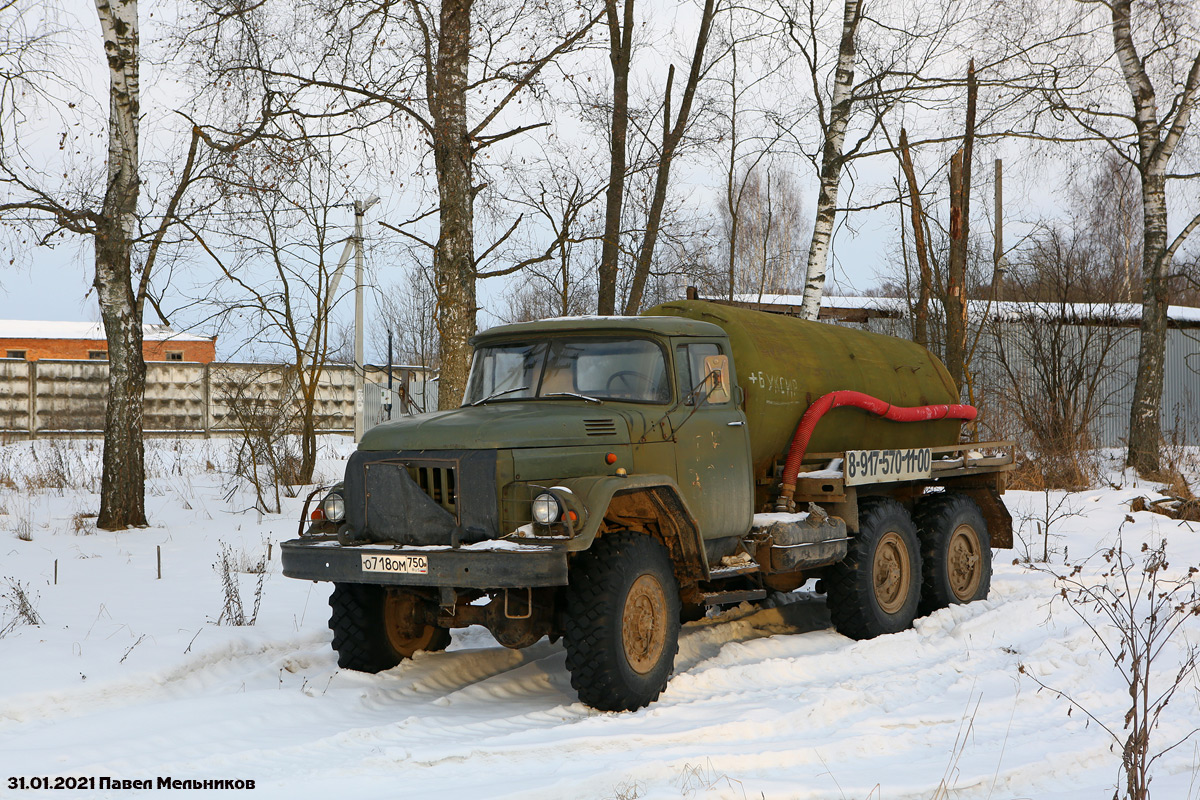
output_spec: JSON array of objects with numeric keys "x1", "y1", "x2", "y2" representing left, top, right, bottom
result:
[
  {"x1": 873, "y1": 531, "x2": 911, "y2": 615},
  {"x1": 384, "y1": 590, "x2": 437, "y2": 657},
  {"x1": 947, "y1": 524, "x2": 982, "y2": 601},
  {"x1": 623, "y1": 574, "x2": 667, "y2": 674}
]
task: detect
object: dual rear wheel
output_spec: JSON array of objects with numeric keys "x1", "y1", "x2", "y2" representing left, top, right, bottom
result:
[{"x1": 828, "y1": 493, "x2": 991, "y2": 641}]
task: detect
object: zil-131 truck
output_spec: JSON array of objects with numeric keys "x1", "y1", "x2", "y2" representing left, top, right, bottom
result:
[{"x1": 281, "y1": 299, "x2": 1014, "y2": 711}]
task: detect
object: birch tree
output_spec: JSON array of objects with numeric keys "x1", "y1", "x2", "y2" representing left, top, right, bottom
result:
[
  {"x1": 1110, "y1": 0, "x2": 1200, "y2": 474},
  {"x1": 792, "y1": 0, "x2": 860, "y2": 320},
  {"x1": 773, "y1": 0, "x2": 980, "y2": 321},
  {"x1": 0, "y1": 0, "x2": 212, "y2": 529},
  {"x1": 1012, "y1": 0, "x2": 1200, "y2": 473}
]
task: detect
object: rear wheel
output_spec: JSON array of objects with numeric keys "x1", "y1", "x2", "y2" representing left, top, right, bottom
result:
[
  {"x1": 328, "y1": 583, "x2": 450, "y2": 672},
  {"x1": 564, "y1": 532, "x2": 681, "y2": 711},
  {"x1": 915, "y1": 493, "x2": 991, "y2": 614},
  {"x1": 827, "y1": 498, "x2": 922, "y2": 640}
]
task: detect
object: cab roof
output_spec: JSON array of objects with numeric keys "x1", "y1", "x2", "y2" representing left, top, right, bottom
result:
[{"x1": 470, "y1": 315, "x2": 725, "y2": 344}]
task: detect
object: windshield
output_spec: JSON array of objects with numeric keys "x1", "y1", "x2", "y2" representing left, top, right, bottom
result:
[{"x1": 463, "y1": 338, "x2": 671, "y2": 405}]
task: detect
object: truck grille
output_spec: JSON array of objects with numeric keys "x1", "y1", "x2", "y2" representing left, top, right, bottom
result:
[
  {"x1": 347, "y1": 449, "x2": 497, "y2": 545},
  {"x1": 406, "y1": 464, "x2": 457, "y2": 515},
  {"x1": 584, "y1": 418, "x2": 618, "y2": 436}
]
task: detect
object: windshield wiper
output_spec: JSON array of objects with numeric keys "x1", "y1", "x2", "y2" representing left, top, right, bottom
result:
[
  {"x1": 543, "y1": 391, "x2": 603, "y2": 404},
  {"x1": 470, "y1": 386, "x2": 530, "y2": 406}
]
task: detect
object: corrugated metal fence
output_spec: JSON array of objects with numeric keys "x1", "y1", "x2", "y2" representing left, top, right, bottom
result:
[
  {"x1": 860, "y1": 318, "x2": 1200, "y2": 447},
  {"x1": 0, "y1": 360, "x2": 434, "y2": 438}
]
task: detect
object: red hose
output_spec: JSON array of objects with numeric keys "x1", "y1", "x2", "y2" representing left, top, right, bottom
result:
[{"x1": 779, "y1": 390, "x2": 977, "y2": 505}]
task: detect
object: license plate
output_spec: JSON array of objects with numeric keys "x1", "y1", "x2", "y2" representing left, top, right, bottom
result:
[
  {"x1": 360, "y1": 553, "x2": 429, "y2": 575},
  {"x1": 844, "y1": 448, "x2": 931, "y2": 486}
]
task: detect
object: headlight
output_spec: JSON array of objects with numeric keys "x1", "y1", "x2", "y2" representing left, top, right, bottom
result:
[
  {"x1": 322, "y1": 493, "x2": 346, "y2": 523},
  {"x1": 532, "y1": 493, "x2": 560, "y2": 525}
]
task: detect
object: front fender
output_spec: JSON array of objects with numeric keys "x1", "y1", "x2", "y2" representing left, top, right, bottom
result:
[{"x1": 553, "y1": 474, "x2": 709, "y2": 582}]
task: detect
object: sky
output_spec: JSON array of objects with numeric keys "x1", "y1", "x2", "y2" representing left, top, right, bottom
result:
[{"x1": 2, "y1": 0, "x2": 1197, "y2": 364}]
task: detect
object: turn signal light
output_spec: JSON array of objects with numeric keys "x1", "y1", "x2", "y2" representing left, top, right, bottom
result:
[
  {"x1": 311, "y1": 508, "x2": 325, "y2": 521},
  {"x1": 605, "y1": 452, "x2": 617, "y2": 465}
]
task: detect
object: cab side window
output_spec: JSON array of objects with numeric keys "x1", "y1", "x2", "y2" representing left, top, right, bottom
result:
[{"x1": 676, "y1": 343, "x2": 727, "y2": 405}]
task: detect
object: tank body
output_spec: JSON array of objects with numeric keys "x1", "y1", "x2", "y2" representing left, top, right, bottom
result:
[{"x1": 648, "y1": 300, "x2": 963, "y2": 480}]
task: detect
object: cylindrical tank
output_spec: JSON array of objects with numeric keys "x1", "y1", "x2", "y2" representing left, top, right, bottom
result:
[{"x1": 647, "y1": 300, "x2": 964, "y2": 480}]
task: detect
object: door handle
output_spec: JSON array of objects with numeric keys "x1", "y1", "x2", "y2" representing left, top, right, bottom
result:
[{"x1": 727, "y1": 420, "x2": 745, "y2": 427}]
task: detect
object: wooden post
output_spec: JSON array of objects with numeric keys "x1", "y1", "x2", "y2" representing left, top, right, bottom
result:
[
  {"x1": 54, "y1": 559, "x2": 58, "y2": 585},
  {"x1": 157, "y1": 545, "x2": 161, "y2": 580}
]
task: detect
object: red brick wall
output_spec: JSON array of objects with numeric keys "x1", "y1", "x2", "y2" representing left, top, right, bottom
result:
[{"x1": 0, "y1": 338, "x2": 217, "y2": 363}]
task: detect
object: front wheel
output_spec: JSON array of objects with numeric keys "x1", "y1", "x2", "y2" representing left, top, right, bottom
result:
[
  {"x1": 827, "y1": 498, "x2": 922, "y2": 640},
  {"x1": 328, "y1": 584, "x2": 450, "y2": 672},
  {"x1": 563, "y1": 532, "x2": 681, "y2": 712}
]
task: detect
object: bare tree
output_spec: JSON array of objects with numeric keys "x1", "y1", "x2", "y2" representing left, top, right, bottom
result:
[
  {"x1": 596, "y1": 0, "x2": 636, "y2": 315},
  {"x1": 621, "y1": 0, "x2": 719, "y2": 314},
  {"x1": 189, "y1": 0, "x2": 603, "y2": 409},
  {"x1": 496, "y1": 151, "x2": 606, "y2": 321},
  {"x1": 1111, "y1": 0, "x2": 1200, "y2": 474},
  {"x1": 944, "y1": 61, "x2": 978, "y2": 393},
  {"x1": 992, "y1": 223, "x2": 1135, "y2": 488},
  {"x1": 193, "y1": 135, "x2": 362, "y2": 484},
  {"x1": 717, "y1": 165, "x2": 809, "y2": 298},
  {"x1": 373, "y1": 265, "x2": 440, "y2": 371},
  {"x1": 708, "y1": 7, "x2": 796, "y2": 302},
  {"x1": 897, "y1": 127, "x2": 933, "y2": 349},
  {"x1": 788, "y1": 0, "x2": 861, "y2": 320},
  {"x1": 0, "y1": 0, "x2": 215, "y2": 529},
  {"x1": 771, "y1": 0, "x2": 987, "y2": 321},
  {"x1": 1007, "y1": 0, "x2": 1200, "y2": 473},
  {"x1": 1072, "y1": 151, "x2": 1144, "y2": 304}
]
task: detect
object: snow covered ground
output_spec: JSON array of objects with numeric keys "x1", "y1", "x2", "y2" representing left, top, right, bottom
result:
[{"x1": 2, "y1": 437, "x2": 1199, "y2": 799}]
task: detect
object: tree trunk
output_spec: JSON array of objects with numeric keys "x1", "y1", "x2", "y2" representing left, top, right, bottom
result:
[
  {"x1": 95, "y1": 0, "x2": 147, "y2": 530},
  {"x1": 944, "y1": 61, "x2": 976, "y2": 395},
  {"x1": 1127, "y1": 171, "x2": 1169, "y2": 473},
  {"x1": 798, "y1": 0, "x2": 861, "y2": 321},
  {"x1": 431, "y1": 0, "x2": 476, "y2": 409},
  {"x1": 945, "y1": 149, "x2": 967, "y2": 392},
  {"x1": 597, "y1": 0, "x2": 634, "y2": 315},
  {"x1": 898, "y1": 127, "x2": 931, "y2": 349},
  {"x1": 1114, "y1": 0, "x2": 1200, "y2": 473},
  {"x1": 725, "y1": 38, "x2": 740, "y2": 301},
  {"x1": 622, "y1": 0, "x2": 715, "y2": 315}
]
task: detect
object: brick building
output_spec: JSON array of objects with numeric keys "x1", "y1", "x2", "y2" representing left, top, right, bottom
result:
[{"x1": 0, "y1": 321, "x2": 217, "y2": 363}]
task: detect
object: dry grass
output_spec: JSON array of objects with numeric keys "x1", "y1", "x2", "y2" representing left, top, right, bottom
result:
[
  {"x1": 70, "y1": 511, "x2": 96, "y2": 536},
  {"x1": 212, "y1": 541, "x2": 267, "y2": 626},
  {"x1": 0, "y1": 577, "x2": 44, "y2": 638}
]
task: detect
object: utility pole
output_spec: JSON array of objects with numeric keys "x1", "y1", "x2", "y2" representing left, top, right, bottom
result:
[
  {"x1": 353, "y1": 196, "x2": 380, "y2": 442},
  {"x1": 993, "y1": 158, "x2": 1004, "y2": 302},
  {"x1": 385, "y1": 330, "x2": 393, "y2": 421}
]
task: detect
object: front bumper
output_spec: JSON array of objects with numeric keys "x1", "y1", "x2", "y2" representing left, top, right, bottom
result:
[{"x1": 280, "y1": 537, "x2": 569, "y2": 589}]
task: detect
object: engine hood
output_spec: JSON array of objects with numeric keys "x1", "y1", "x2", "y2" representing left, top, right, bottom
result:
[{"x1": 358, "y1": 402, "x2": 633, "y2": 451}]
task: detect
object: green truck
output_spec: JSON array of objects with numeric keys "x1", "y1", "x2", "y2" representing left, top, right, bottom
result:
[{"x1": 281, "y1": 299, "x2": 1014, "y2": 711}]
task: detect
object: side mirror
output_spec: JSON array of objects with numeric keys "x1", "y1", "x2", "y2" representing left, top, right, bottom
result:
[{"x1": 702, "y1": 355, "x2": 731, "y2": 404}]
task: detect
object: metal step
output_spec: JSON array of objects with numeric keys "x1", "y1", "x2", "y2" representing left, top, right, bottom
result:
[
  {"x1": 701, "y1": 588, "x2": 768, "y2": 606},
  {"x1": 707, "y1": 562, "x2": 762, "y2": 579}
]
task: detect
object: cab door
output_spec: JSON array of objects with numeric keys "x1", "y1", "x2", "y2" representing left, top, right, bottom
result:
[{"x1": 671, "y1": 340, "x2": 753, "y2": 540}]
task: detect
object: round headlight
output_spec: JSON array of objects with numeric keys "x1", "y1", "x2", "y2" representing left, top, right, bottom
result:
[
  {"x1": 322, "y1": 493, "x2": 346, "y2": 523},
  {"x1": 532, "y1": 493, "x2": 560, "y2": 525}
]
